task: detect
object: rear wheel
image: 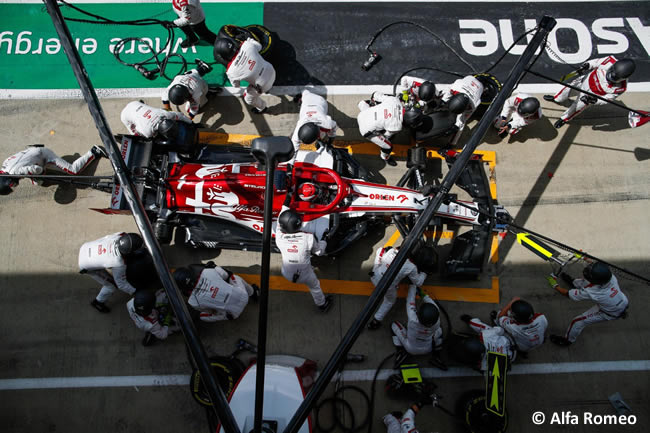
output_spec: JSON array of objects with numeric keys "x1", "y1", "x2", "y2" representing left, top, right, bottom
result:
[
  {"x1": 456, "y1": 389, "x2": 508, "y2": 433},
  {"x1": 189, "y1": 356, "x2": 246, "y2": 407}
]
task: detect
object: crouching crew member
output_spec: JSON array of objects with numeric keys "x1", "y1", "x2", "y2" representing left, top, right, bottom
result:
[
  {"x1": 120, "y1": 100, "x2": 192, "y2": 139},
  {"x1": 494, "y1": 93, "x2": 542, "y2": 137},
  {"x1": 173, "y1": 262, "x2": 258, "y2": 321},
  {"x1": 367, "y1": 246, "x2": 427, "y2": 330},
  {"x1": 0, "y1": 144, "x2": 106, "y2": 195},
  {"x1": 79, "y1": 232, "x2": 145, "y2": 313},
  {"x1": 357, "y1": 91, "x2": 404, "y2": 166},
  {"x1": 127, "y1": 289, "x2": 179, "y2": 346}
]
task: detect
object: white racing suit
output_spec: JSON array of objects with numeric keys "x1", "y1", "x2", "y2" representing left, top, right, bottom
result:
[
  {"x1": 564, "y1": 275, "x2": 628, "y2": 343},
  {"x1": 553, "y1": 56, "x2": 627, "y2": 123},
  {"x1": 494, "y1": 92, "x2": 543, "y2": 136},
  {"x1": 383, "y1": 408, "x2": 419, "y2": 433},
  {"x1": 162, "y1": 69, "x2": 209, "y2": 118},
  {"x1": 188, "y1": 267, "x2": 254, "y2": 321},
  {"x1": 127, "y1": 289, "x2": 178, "y2": 340},
  {"x1": 392, "y1": 285, "x2": 443, "y2": 355},
  {"x1": 79, "y1": 233, "x2": 139, "y2": 303},
  {"x1": 275, "y1": 227, "x2": 327, "y2": 306},
  {"x1": 291, "y1": 90, "x2": 338, "y2": 156},
  {"x1": 498, "y1": 313, "x2": 548, "y2": 352},
  {"x1": 357, "y1": 92, "x2": 404, "y2": 161},
  {"x1": 371, "y1": 247, "x2": 426, "y2": 322},
  {"x1": 396, "y1": 75, "x2": 443, "y2": 112},
  {"x1": 468, "y1": 318, "x2": 516, "y2": 370},
  {"x1": 120, "y1": 101, "x2": 192, "y2": 138},
  {"x1": 441, "y1": 75, "x2": 484, "y2": 145},
  {"x1": 226, "y1": 38, "x2": 276, "y2": 111},
  {"x1": 172, "y1": 0, "x2": 205, "y2": 26},
  {"x1": 1, "y1": 146, "x2": 95, "y2": 177}
]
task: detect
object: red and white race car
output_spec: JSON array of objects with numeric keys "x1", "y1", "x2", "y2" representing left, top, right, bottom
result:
[{"x1": 99, "y1": 131, "x2": 488, "y2": 259}]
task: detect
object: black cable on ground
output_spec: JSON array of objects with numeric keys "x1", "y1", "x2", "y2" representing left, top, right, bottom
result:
[
  {"x1": 314, "y1": 385, "x2": 370, "y2": 433},
  {"x1": 445, "y1": 196, "x2": 650, "y2": 285},
  {"x1": 365, "y1": 21, "x2": 477, "y2": 74},
  {"x1": 57, "y1": 0, "x2": 197, "y2": 81}
]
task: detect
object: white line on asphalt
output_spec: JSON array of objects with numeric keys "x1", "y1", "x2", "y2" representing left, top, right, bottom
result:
[
  {"x1": 2, "y1": 82, "x2": 650, "y2": 100},
  {"x1": 1, "y1": 360, "x2": 648, "y2": 390}
]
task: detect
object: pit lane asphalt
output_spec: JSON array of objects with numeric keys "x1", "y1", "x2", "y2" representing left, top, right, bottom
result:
[{"x1": 0, "y1": 93, "x2": 648, "y2": 433}]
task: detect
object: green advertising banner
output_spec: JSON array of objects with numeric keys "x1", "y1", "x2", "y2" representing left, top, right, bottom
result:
[{"x1": 0, "y1": 2, "x2": 263, "y2": 90}]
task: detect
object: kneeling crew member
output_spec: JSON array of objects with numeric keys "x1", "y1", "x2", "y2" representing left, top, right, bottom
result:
[
  {"x1": 496, "y1": 297, "x2": 548, "y2": 353},
  {"x1": 173, "y1": 263, "x2": 258, "y2": 321},
  {"x1": 162, "y1": 60, "x2": 215, "y2": 120},
  {"x1": 127, "y1": 289, "x2": 179, "y2": 345},
  {"x1": 391, "y1": 285, "x2": 443, "y2": 358}
]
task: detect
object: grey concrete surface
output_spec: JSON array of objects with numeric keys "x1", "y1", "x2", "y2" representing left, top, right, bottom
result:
[{"x1": 0, "y1": 92, "x2": 649, "y2": 433}]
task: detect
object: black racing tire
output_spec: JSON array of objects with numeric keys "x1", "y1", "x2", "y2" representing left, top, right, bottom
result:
[
  {"x1": 189, "y1": 356, "x2": 246, "y2": 407},
  {"x1": 217, "y1": 24, "x2": 275, "y2": 59},
  {"x1": 473, "y1": 73, "x2": 502, "y2": 106},
  {"x1": 153, "y1": 219, "x2": 173, "y2": 245},
  {"x1": 456, "y1": 389, "x2": 508, "y2": 433}
]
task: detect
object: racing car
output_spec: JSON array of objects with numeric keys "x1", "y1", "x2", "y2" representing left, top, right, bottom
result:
[{"x1": 95, "y1": 125, "x2": 503, "y2": 272}]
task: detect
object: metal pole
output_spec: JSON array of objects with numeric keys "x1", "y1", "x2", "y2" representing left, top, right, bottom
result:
[
  {"x1": 283, "y1": 15, "x2": 557, "y2": 433},
  {"x1": 43, "y1": 2, "x2": 240, "y2": 432},
  {"x1": 253, "y1": 156, "x2": 277, "y2": 433}
]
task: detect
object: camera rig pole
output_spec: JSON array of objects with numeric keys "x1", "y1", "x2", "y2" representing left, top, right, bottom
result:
[
  {"x1": 42, "y1": 2, "x2": 241, "y2": 432},
  {"x1": 283, "y1": 15, "x2": 557, "y2": 433}
]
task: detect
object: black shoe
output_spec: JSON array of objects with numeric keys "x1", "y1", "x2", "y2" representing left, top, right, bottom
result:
[
  {"x1": 490, "y1": 310, "x2": 498, "y2": 325},
  {"x1": 207, "y1": 86, "x2": 223, "y2": 96},
  {"x1": 91, "y1": 145, "x2": 108, "y2": 159},
  {"x1": 393, "y1": 349, "x2": 409, "y2": 369},
  {"x1": 560, "y1": 273, "x2": 576, "y2": 288},
  {"x1": 367, "y1": 318, "x2": 382, "y2": 330},
  {"x1": 292, "y1": 94, "x2": 302, "y2": 104},
  {"x1": 318, "y1": 295, "x2": 333, "y2": 313},
  {"x1": 550, "y1": 334, "x2": 572, "y2": 346},
  {"x1": 383, "y1": 156, "x2": 397, "y2": 167},
  {"x1": 429, "y1": 354, "x2": 448, "y2": 371},
  {"x1": 390, "y1": 411, "x2": 403, "y2": 419},
  {"x1": 250, "y1": 284, "x2": 260, "y2": 302},
  {"x1": 142, "y1": 332, "x2": 156, "y2": 347},
  {"x1": 460, "y1": 314, "x2": 472, "y2": 324},
  {"x1": 195, "y1": 58, "x2": 213, "y2": 75},
  {"x1": 252, "y1": 106, "x2": 267, "y2": 115},
  {"x1": 91, "y1": 299, "x2": 110, "y2": 313},
  {"x1": 554, "y1": 119, "x2": 566, "y2": 129},
  {"x1": 543, "y1": 95, "x2": 556, "y2": 103},
  {"x1": 180, "y1": 38, "x2": 199, "y2": 49}
]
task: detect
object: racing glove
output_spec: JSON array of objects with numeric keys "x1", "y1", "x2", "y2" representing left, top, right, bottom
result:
[
  {"x1": 580, "y1": 95, "x2": 598, "y2": 105},
  {"x1": 546, "y1": 275, "x2": 559, "y2": 289},
  {"x1": 576, "y1": 62, "x2": 590, "y2": 74},
  {"x1": 162, "y1": 311, "x2": 173, "y2": 326}
]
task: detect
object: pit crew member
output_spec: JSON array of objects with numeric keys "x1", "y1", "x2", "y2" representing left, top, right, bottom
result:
[
  {"x1": 493, "y1": 93, "x2": 542, "y2": 137},
  {"x1": 120, "y1": 100, "x2": 192, "y2": 139},
  {"x1": 357, "y1": 91, "x2": 404, "y2": 166},
  {"x1": 441, "y1": 75, "x2": 484, "y2": 145}
]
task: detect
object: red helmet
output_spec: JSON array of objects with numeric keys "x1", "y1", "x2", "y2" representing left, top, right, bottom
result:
[{"x1": 298, "y1": 182, "x2": 320, "y2": 201}]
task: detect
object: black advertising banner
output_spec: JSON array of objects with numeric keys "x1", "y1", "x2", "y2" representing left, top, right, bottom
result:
[{"x1": 264, "y1": 2, "x2": 650, "y2": 86}]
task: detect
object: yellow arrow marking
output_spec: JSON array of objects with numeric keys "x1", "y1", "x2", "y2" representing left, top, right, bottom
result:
[
  {"x1": 490, "y1": 358, "x2": 501, "y2": 410},
  {"x1": 516, "y1": 232, "x2": 554, "y2": 259}
]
